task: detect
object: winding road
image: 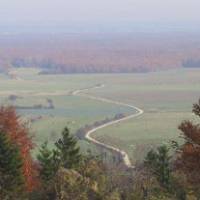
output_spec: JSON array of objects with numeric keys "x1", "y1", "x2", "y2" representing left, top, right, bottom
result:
[{"x1": 72, "y1": 84, "x2": 144, "y2": 168}]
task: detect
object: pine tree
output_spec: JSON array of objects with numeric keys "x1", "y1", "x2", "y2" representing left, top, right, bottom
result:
[
  {"x1": 156, "y1": 146, "x2": 171, "y2": 188},
  {"x1": 37, "y1": 142, "x2": 59, "y2": 182},
  {"x1": 0, "y1": 131, "x2": 24, "y2": 198},
  {"x1": 55, "y1": 127, "x2": 82, "y2": 169},
  {"x1": 0, "y1": 106, "x2": 37, "y2": 191},
  {"x1": 145, "y1": 145, "x2": 171, "y2": 189}
]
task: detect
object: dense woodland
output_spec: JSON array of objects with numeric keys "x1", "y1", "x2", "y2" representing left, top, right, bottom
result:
[
  {"x1": 0, "y1": 98, "x2": 200, "y2": 199},
  {"x1": 0, "y1": 33, "x2": 200, "y2": 74}
]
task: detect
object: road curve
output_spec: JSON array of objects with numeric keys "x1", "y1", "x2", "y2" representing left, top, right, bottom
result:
[{"x1": 72, "y1": 84, "x2": 144, "y2": 168}]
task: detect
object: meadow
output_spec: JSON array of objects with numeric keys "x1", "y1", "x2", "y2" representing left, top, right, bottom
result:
[{"x1": 0, "y1": 68, "x2": 199, "y2": 162}]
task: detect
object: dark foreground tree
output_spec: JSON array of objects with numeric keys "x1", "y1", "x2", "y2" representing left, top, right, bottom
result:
[
  {"x1": 0, "y1": 106, "x2": 38, "y2": 191},
  {"x1": 37, "y1": 127, "x2": 82, "y2": 183},
  {"x1": 0, "y1": 131, "x2": 25, "y2": 199},
  {"x1": 37, "y1": 142, "x2": 60, "y2": 182},
  {"x1": 145, "y1": 145, "x2": 171, "y2": 189},
  {"x1": 193, "y1": 98, "x2": 200, "y2": 117},
  {"x1": 55, "y1": 127, "x2": 82, "y2": 169}
]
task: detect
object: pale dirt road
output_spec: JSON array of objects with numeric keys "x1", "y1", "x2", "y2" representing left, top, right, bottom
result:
[{"x1": 72, "y1": 84, "x2": 144, "y2": 168}]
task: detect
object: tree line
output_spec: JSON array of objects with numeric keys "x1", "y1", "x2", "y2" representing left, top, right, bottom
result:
[{"x1": 1, "y1": 33, "x2": 200, "y2": 74}]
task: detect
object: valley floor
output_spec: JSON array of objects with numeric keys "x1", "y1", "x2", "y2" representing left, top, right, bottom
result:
[{"x1": 0, "y1": 68, "x2": 199, "y2": 162}]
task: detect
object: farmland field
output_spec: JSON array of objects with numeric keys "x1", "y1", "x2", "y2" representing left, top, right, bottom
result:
[{"x1": 0, "y1": 68, "x2": 199, "y2": 162}]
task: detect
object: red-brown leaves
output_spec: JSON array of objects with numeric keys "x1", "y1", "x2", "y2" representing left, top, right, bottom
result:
[
  {"x1": 176, "y1": 114, "x2": 200, "y2": 184},
  {"x1": 0, "y1": 106, "x2": 38, "y2": 191},
  {"x1": 179, "y1": 120, "x2": 200, "y2": 146}
]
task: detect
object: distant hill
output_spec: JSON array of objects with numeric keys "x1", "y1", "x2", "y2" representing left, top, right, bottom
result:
[{"x1": 1, "y1": 32, "x2": 200, "y2": 74}]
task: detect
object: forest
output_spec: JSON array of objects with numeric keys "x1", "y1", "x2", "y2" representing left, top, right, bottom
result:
[
  {"x1": 1, "y1": 32, "x2": 200, "y2": 74},
  {"x1": 0, "y1": 98, "x2": 200, "y2": 200}
]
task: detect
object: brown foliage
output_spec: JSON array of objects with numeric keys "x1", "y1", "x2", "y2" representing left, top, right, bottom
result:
[
  {"x1": 179, "y1": 121, "x2": 200, "y2": 146},
  {"x1": 176, "y1": 100, "x2": 200, "y2": 185},
  {"x1": 0, "y1": 106, "x2": 38, "y2": 191}
]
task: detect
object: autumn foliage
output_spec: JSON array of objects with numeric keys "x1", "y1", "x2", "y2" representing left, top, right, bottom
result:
[
  {"x1": 1, "y1": 33, "x2": 200, "y2": 74},
  {"x1": 177, "y1": 99, "x2": 200, "y2": 185},
  {"x1": 0, "y1": 106, "x2": 38, "y2": 191}
]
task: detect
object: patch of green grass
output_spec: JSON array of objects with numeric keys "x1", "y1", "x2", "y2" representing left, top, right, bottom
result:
[
  {"x1": 94, "y1": 112, "x2": 198, "y2": 163},
  {"x1": 1, "y1": 68, "x2": 200, "y2": 163}
]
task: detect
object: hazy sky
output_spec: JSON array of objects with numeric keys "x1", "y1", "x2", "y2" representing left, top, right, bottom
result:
[{"x1": 0, "y1": 0, "x2": 199, "y2": 26}]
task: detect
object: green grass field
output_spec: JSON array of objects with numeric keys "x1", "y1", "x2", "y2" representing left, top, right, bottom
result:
[{"x1": 0, "y1": 68, "x2": 199, "y2": 162}]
